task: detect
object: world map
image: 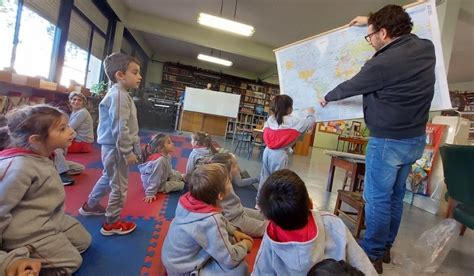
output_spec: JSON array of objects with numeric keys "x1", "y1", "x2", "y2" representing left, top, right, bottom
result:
[{"x1": 275, "y1": 1, "x2": 451, "y2": 122}]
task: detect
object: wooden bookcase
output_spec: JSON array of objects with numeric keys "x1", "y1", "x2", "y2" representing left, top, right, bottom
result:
[{"x1": 161, "y1": 62, "x2": 280, "y2": 138}]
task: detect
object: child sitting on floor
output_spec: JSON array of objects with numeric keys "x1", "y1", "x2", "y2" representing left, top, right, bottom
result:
[
  {"x1": 138, "y1": 133, "x2": 185, "y2": 203},
  {"x1": 162, "y1": 163, "x2": 253, "y2": 275},
  {"x1": 252, "y1": 169, "x2": 377, "y2": 276},
  {"x1": 0, "y1": 105, "x2": 91, "y2": 275},
  {"x1": 204, "y1": 153, "x2": 267, "y2": 237},
  {"x1": 185, "y1": 131, "x2": 218, "y2": 175}
]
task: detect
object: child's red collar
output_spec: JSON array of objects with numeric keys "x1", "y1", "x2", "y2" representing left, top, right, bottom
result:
[
  {"x1": 267, "y1": 213, "x2": 317, "y2": 243},
  {"x1": 0, "y1": 147, "x2": 41, "y2": 158},
  {"x1": 179, "y1": 192, "x2": 221, "y2": 213}
]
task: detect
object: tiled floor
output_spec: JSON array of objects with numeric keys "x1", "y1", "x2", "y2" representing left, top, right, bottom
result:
[{"x1": 214, "y1": 135, "x2": 474, "y2": 276}]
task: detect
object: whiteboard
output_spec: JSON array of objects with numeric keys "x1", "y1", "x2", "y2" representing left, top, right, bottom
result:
[
  {"x1": 183, "y1": 87, "x2": 241, "y2": 118},
  {"x1": 274, "y1": 0, "x2": 451, "y2": 122}
]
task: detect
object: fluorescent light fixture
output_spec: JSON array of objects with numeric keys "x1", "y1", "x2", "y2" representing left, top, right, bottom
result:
[
  {"x1": 197, "y1": 54, "x2": 233, "y2": 66},
  {"x1": 198, "y1": 13, "x2": 255, "y2": 37}
]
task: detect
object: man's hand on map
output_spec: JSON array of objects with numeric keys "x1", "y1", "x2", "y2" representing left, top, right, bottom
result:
[
  {"x1": 319, "y1": 99, "x2": 328, "y2": 107},
  {"x1": 306, "y1": 107, "x2": 315, "y2": 113},
  {"x1": 349, "y1": 16, "x2": 368, "y2": 26}
]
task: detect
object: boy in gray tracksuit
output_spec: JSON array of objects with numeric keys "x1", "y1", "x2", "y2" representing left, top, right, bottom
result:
[
  {"x1": 253, "y1": 169, "x2": 377, "y2": 276},
  {"x1": 162, "y1": 164, "x2": 253, "y2": 275},
  {"x1": 138, "y1": 153, "x2": 184, "y2": 195},
  {"x1": 79, "y1": 53, "x2": 142, "y2": 236},
  {"x1": 0, "y1": 149, "x2": 91, "y2": 274}
]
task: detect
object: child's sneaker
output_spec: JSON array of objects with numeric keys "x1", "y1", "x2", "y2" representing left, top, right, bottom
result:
[
  {"x1": 78, "y1": 202, "x2": 106, "y2": 216},
  {"x1": 100, "y1": 220, "x2": 136, "y2": 236}
]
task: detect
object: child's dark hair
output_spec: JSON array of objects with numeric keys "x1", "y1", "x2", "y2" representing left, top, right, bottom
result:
[
  {"x1": 104, "y1": 52, "x2": 141, "y2": 83},
  {"x1": 192, "y1": 132, "x2": 217, "y2": 154},
  {"x1": 270, "y1": 95, "x2": 293, "y2": 125},
  {"x1": 203, "y1": 153, "x2": 235, "y2": 174},
  {"x1": 189, "y1": 163, "x2": 228, "y2": 205},
  {"x1": 142, "y1": 133, "x2": 170, "y2": 162},
  {"x1": 0, "y1": 105, "x2": 66, "y2": 151},
  {"x1": 307, "y1": 258, "x2": 364, "y2": 276},
  {"x1": 258, "y1": 169, "x2": 311, "y2": 230}
]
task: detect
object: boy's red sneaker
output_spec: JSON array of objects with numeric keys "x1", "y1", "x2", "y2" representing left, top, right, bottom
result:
[{"x1": 100, "y1": 220, "x2": 137, "y2": 236}]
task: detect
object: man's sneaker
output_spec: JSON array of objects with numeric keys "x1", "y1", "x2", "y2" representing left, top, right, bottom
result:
[
  {"x1": 370, "y1": 257, "x2": 383, "y2": 274},
  {"x1": 60, "y1": 173, "x2": 74, "y2": 186},
  {"x1": 78, "y1": 202, "x2": 106, "y2": 216},
  {"x1": 100, "y1": 220, "x2": 136, "y2": 236},
  {"x1": 383, "y1": 248, "x2": 391, "y2": 264}
]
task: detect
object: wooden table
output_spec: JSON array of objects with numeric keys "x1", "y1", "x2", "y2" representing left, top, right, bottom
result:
[
  {"x1": 337, "y1": 136, "x2": 368, "y2": 154},
  {"x1": 325, "y1": 150, "x2": 366, "y2": 192}
]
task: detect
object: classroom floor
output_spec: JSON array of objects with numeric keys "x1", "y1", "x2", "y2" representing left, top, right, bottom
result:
[{"x1": 213, "y1": 135, "x2": 474, "y2": 276}]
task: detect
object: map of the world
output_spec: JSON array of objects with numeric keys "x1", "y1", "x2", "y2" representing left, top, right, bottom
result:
[{"x1": 275, "y1": 1, "x2": 451, "y2": 122}]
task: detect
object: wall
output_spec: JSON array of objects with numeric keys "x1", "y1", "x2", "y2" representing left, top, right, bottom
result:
[
  {"x1": 146, "y1": 61, "x2": 164, "y2": 85},
  {"x1": 313, "y1": 119, "x2": 367, "y2": 149},
  {"x1": 449, "y1": 81, "x2": 474, "y2": 91}
]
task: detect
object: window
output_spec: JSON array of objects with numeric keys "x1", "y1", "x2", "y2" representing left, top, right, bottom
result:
[
  {"x1": 14, "y1": 1, "x2": 59, "y2": 78},
  {"x1": 61, "y1": 11, "x2": 90, "y2": 86},
  {"x1": 0, "y1": 0, "x2": 18, "y2": 70},
  {"x1": 85, "y1": 32, "x2": 105, "y2": 88},
  {"x1": 121, "y1": 37, "x2": 133, "y2": 55}
]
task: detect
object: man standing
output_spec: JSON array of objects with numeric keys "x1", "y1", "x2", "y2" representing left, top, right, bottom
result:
[{"x1": 320, "y1": 5, "x2": 435, "y2": 273}]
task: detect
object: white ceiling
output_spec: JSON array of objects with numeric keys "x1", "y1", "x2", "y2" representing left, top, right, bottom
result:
[{"x1": 113, "y1": 0, "x2": 474, "y2": 83}]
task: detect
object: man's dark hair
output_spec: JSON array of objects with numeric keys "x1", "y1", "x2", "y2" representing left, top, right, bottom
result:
[
  {"x1": 258, "y1": 169, "x2": 311, "y2": 230},
  {"x1": 368, "y1": 5, "x2": 413, "y2": 38}
]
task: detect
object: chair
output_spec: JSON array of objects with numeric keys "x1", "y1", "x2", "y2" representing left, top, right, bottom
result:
[
  {"x1": 334, "y1": 174, "x2": 366, "y2": 238},
  {"x1": 233, "y1": 129, "x2": 252, "y2": 157},
  {"x1": 440, "y1": 144, "x2": 474, "y2": 235}
]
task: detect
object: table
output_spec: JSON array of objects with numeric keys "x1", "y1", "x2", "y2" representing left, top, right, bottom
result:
[
  {"x1": 325, "y1": 150, "x2": 366, "y2": 192},
  {"x1": 337, "y1": 136, "x2": 368, "y2": 154}
]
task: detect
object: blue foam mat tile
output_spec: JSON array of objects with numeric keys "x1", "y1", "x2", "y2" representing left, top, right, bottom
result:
[{"x1": 74, "y1": 216, "x2": 161, "y2": 276}]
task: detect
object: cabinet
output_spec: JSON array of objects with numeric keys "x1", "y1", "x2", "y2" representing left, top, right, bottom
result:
[{"x1": 449, "y1": 91, "x2": 474, "y2": 141}]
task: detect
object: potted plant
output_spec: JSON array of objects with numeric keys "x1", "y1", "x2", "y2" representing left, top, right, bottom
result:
[{"x1": 90, "y1": 81, "x2": 108, "y2": 98}]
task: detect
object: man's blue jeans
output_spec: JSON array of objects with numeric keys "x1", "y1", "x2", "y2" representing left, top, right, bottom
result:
[{"x1": 361, "y1": 135, "x2": 425, "y2": 259}]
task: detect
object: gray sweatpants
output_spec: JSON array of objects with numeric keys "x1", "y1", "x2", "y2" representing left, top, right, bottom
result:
[
  {"x1": 200, "y1": 259, "x2": 248, "y2": 276},
  {"x1": 87, "y1": 146, "x2": 129, "y2": 224},
  {"x1": 257, "y1": 147, "x2": 288, "y2": 201},
  {"x1": 230, "y1": 207, "x2": 267, "y2": 237},
  {"x1": 160, "y1": 172, "x2": 185, "y2": 193},
  {"x1": 54, "y1": 148, "x2": 85, "y2": 175},
  {"x1": 18, "y1": 215, "x2": 91, "y2": 274}
]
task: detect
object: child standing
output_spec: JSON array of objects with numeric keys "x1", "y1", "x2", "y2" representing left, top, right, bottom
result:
[
  {"x1": 253, "y1": 169, "x2": 376, "y2": 276},
  {"x1": 205, "y1": 153, "x2": 267, "y2": 237},
  {"x1": 0, "y1": 105, "x2": 91, "y2": 275},
  {"x1": 257, "y1": 95, "x2": 315, "y2": 200},
  {"x1": 139, "y1": 133, "x2": 185, "y2": 203},
  {"x1": 162, "y1": 164, "x2": 253, "y2": 275},
  {"x1": 185, "y1": 131, "x2": 218, "y2": 175},
  {"x1": 79, "y1": 53, "x2": 142, "y2": 236}
]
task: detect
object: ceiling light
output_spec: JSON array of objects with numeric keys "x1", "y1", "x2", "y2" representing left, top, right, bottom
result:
[
  {"x1": 197, "y1": 54, "x2": 233, "y2": 66},
  {"x1": 198, "y1": 13, "x2": 255, "y2": 37}
]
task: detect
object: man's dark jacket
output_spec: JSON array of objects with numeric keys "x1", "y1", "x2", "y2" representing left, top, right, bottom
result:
[{"x1": 325, "y1": 33, "x2": 436, "y2": 139}]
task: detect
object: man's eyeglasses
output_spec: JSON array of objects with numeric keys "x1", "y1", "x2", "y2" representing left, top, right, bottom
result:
[{"x1": 364, "y1": 30, "x2": 379, "y2": 42}]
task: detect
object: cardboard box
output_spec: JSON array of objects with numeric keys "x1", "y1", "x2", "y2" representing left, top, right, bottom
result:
[
  {"x1": 11, "y1": 74, "x2": 28, "y2": 86},
  {"x1": 0, "y1": 71, "x2": 12, "y2": 82},
  {"x1": 39, "y1": 80, "x2": 57, "y2": 91},
  {"x1": 26, "y1": 77, "x2": 41, "y2": 88}
]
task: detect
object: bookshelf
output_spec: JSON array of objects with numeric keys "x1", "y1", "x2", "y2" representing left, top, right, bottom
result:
[{"x1": 161, "y1": 62, "x2": 280, "y2": 137}]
